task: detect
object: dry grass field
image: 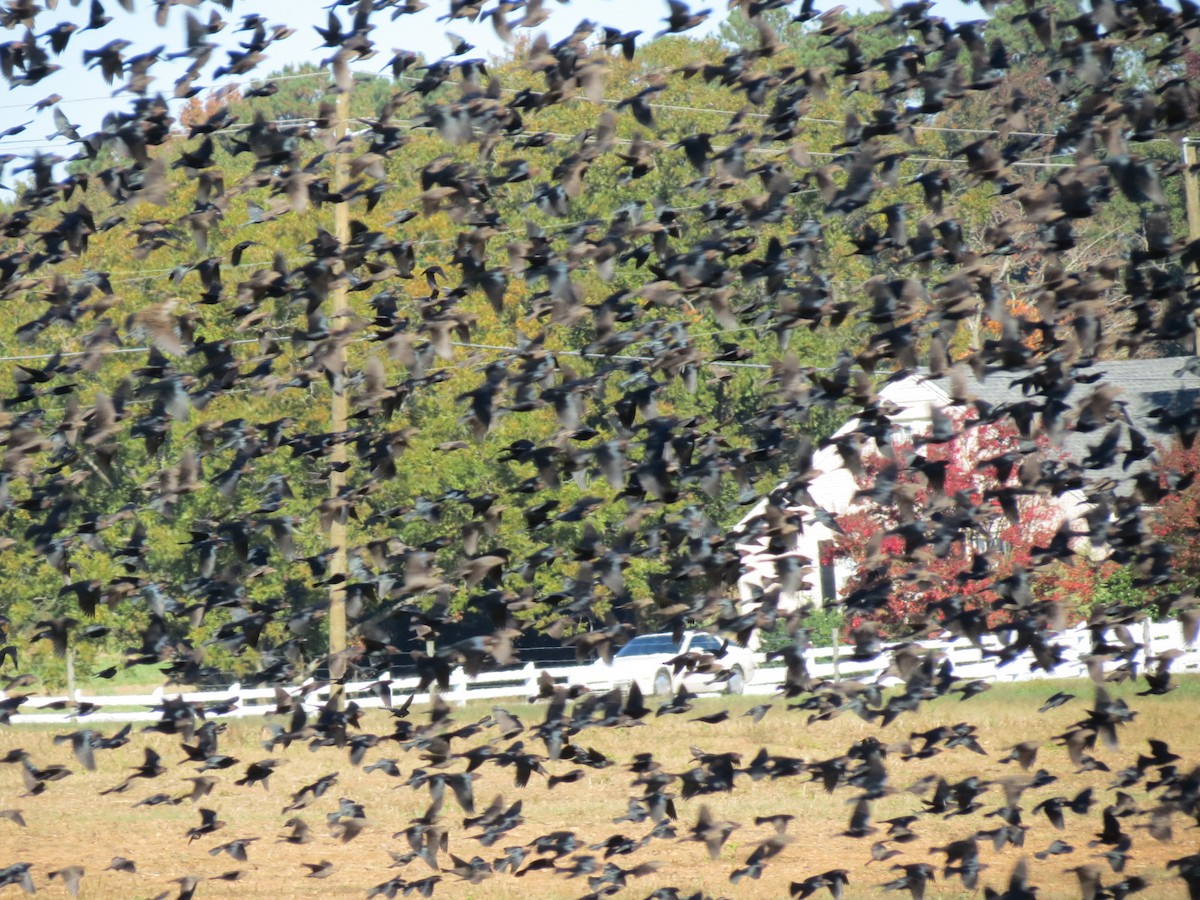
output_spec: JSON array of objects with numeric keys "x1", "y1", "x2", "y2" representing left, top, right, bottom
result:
[{"x1": 2, "y1": 676, "x2": 1199, "y2": 899}]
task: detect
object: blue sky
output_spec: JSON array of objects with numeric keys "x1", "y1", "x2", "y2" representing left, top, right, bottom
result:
[{"x1": 0, "y1": 0, "x2": 982, "y2": 161}]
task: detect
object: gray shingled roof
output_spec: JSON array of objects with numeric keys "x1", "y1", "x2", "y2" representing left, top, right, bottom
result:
[{"x1": 917, "y1": 357, "x2": 1200, "y2": 484}]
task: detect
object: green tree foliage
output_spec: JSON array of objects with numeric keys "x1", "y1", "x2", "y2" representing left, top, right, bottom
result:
[
  {"x1": 0, "y1": 39, "x2": 868, "y2": 685},
  {"x1": 0, "y1": 0, "x2": 1192, "y2": 692}
]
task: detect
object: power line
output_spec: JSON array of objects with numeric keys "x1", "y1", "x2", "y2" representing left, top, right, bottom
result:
[
  {"x1": 626, "y1": 98, "x2": 1182, "y2": 145},
  {"x1": 4, "y1": 59, "x2": 1150, "y2": 169},
  {"x1": 392, "y1": 71, "x2": 1181, "y2": 144},
  {"x1": 0, "y1": 78, "x2": 1167, "y2": 290},
  {"x1": 0, "y1": 115, "x2": 333, "y2": 153},
  {"x1": 0, "y1": 43, "x2": 1183, "y2": 158},
  {"x1": 0, "y1": 69, "x2": 331, "y2": 114},
  {"x1": 76, "y1": 198, "x2": 717, "y2": 284},
  {"x1": 448, "y1": 339, "x2": 777, "y2": 370},
  {"x1": 0, "y1": 339, "x2": 261, "y2": 365},
  {"x1": 0, "y1": 332, "x2": 783, "y2": 378},
  {"x1": 100, "y1": 231, "x2": 470, "y2": 285}
]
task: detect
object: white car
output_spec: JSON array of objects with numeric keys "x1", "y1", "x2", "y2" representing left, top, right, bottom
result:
[{"x1": 570, "y1": 631, "x2": 756, "y2": 697}]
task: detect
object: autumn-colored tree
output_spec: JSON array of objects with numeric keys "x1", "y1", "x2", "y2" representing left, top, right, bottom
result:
[
  {"x1": 832, "y1": 412, "x2": 1067, "y2": 634},
  {"x1": 178, "y1": 84, "x2": 242, "y2": 133},
  {"x1": 1188, "y1": 49, "x2": 1200, "y2": 80},
  {"x1": 1150, "y1": 440, "x2": 1200, "y2": 586}
]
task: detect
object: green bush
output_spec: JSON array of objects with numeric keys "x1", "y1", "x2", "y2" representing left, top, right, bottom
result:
[
  {"x1": 1082, "y1": 565, "x2": 1153, "y2": 622},
  {"x1": 756, "y1": 604, "x2": 845, "y2": 653}
]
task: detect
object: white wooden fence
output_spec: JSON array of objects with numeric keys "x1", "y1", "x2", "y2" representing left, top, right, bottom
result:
[
  {"x1": 779, "y1": 618, "x2": 1200, "y2": 687},
  {"x1": 4, "y1": 620, "x2": 1197, "y2": 727},
  {"x1": 3, "y1": 662, "x2": 583, "y2": 727}
]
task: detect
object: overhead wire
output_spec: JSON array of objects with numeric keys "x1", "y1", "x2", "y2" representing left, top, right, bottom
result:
[
  {"x1": 0, "y1": 325, "x2": 790, "y2": 399},
  {"x1": 6, "y1": 43, "x2": 1181, "y2": 153},
  {"x1": 0, "y1": 43, "x2": 1166, "y2": 361},
  {"x1": 391, "y1": 70, "x2": 1184, "y2": 143},
  {"x1": 0, "y1": 69, "x2": 332, "y2": 113},
  {"x1": 19, "y1": 107, "x2": 1093, "y2": 286},
  {"x1": 0, "y1": 333, "x2": 785, "y2": 396},
  {"x1": 0, "y1": 114, "x2": 334, "y2": 154}
]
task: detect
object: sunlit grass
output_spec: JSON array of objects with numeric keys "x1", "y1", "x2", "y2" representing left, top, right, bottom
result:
[{"x1": 2, "y1": 677, "x2": 1197, "y2": 898}]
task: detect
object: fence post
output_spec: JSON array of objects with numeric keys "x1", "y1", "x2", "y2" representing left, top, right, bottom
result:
[
  {"x1": 451, "y1": 667, "x2": 469, "y2": 707},
  {"x1": 523, "y1": 662, "x2": 538, "y2": 699},
  {"x1": 65, "y1": 647, "x2": 75, "y2": 715},
  {"x1": 1143, "y1": 617, "x2": 1153, "y2": 673}
]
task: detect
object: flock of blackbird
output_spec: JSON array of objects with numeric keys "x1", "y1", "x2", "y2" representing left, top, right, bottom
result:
[{"x1": 2, "y1": 0, "x2": 1200, "y2": 896}]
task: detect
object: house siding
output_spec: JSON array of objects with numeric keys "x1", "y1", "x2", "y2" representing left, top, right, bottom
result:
[{"x1": 736, "y1": 358, "x2": 1200, "y2": 613}]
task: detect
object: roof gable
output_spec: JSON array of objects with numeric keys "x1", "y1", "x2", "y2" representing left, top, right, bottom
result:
[{"x1": 876, "y1": 357, "x2": 1200, "y2": 481}]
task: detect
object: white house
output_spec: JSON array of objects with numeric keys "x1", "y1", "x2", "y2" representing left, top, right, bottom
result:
[{"x1": 735, "y1": 357, "x2": 1200, "y2": 613}]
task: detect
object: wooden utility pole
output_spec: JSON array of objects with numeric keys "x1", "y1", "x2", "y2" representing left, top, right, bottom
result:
[
  {"x1": 326, "y1": 83, "x2": 352, "y2": 709},
  {"x1": 65, "y1": 647, "x2": 75, "y2": 709},
  {"x1": 1183, "y1": 139, "x2": 1200, "y2": 353}
]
